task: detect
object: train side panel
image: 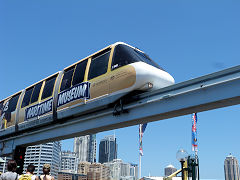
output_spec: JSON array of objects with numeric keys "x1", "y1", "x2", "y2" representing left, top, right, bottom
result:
[
  {"x1": 109, "y1": 65, "x2": 136, "y2": 94},
  {"x1": 0, "y1": 92, "x2": 21, "y2": 130}
]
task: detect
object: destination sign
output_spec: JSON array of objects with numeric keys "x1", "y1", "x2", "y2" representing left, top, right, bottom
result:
[
  {"x1": 25, "y1": 98, "x2": 53, "y2": 120},
  {"x1": 57, "y1": 82, "x2": 91, "y2": 107}
]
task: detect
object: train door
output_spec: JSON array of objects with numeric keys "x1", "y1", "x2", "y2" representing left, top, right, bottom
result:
[
  {"x1": 109, "y1": 44, "x2": 136, "y2": 94},
  {"x1": 18, "y1": 82, "x2": 43, "y2": 123},
  {"x1": 0, "y1": 93, "x2": 21, "y2": 130},
  {"x1": 18, "y1": 74, "x2": 58, "y2": 124},
  {"x1": 87, "y1": 48, "x2": 112, "y2": 100},
  {"x1": 38, "y1": 74, "x2": 58, "y2": 119},
  {"x1": 57, "y1": 59, "x2": 88, "y2": 111}
]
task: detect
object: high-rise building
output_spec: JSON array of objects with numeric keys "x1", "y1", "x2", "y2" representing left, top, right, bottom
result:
[
  {"x1": 164, "y1": 164, "x2": 177, "y2": 176},
  {"x1": 129, "y1": 163, "x2": 138, "y2": 180},
  {"x1": 89, "y1": 134, "x2": 97, "y2": 163},
  {"x1": 60, "y1": 151, "x2": 79, "y2": 173},
  {"x1": 104, "y1": 159, "x2": 138, "y2": 180},
  {"x1": 99, "y1": 135, "x2": 117, "y2": 164},
  {"x1": 23, "y1": 142, "x2": 61, "y2": 180},
  {"x1": 104, "y1": 159, "x2": 121, "y2": 180},
  {"x1": 58, "y1": 171, "x2": 87, "y2": 180},
  {"x1": 78, "y1": 162, "x2": 91, "y2": 175},
  {"x1": 88, "y1": 163, "x2": 110, "y2": 180},
  {"x1": 77, "y1": 162, "x2": 110, "y2": 180},
  {"x1": 74, "y1": 134, "x2": 96, "y2": 163},
  {"x1": 224, "y1": 153, "x2": 240, "y2": 180}
]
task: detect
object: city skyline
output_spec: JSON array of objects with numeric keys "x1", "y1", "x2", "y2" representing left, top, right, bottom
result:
[
  {"x1": 1, "y1": 1, "x2": 240, "y2": 179},
  {"x1": 1, "y1": 137, "x2": 239, "y2": 180}
]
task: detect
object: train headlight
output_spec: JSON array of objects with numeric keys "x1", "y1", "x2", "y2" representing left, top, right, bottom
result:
[
  {"x1": 148, "y1": 82, "x2": 153, "y2": 89},
  {"x1": 139, "y1": 82, "x2": 153, "y2": 91}
]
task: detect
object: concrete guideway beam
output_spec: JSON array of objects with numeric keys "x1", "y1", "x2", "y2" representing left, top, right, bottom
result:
[{"x1": 1, "y1": 65, "x2": 240, "y2": 155}]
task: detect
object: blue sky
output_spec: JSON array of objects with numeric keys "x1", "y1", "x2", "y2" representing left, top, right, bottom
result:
[{"x1": 1, "y1": 1, "x2": 240, "y2": 179}]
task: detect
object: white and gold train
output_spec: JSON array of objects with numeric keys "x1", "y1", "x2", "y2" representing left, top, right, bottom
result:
[{"x1": 0, "y1": 42, "x2": 174, "y2": 132}]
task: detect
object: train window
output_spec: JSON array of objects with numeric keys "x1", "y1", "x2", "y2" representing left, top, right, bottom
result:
[
  {"x1": 60, "y1": 66, "x2": 75, "y2": 92},
  {"x1": 21, "y1": 87, "x2": 34, "y2": 108},
  {"x1": 41, "y1": 75, "x2": 57, "y2": 100},
  {"x1": 134, "y1": 49, "x2": 164, "y2": 70},
  {"x1": 8, "y1": 93, "x2": 20, "y2": 112},
  {"x1": 112, "y1": 44, "x2": 163, "y2": 70},
  {"x1": 72, "y1": 60, "x2": 87, "y2": 86},
  {"x1": 31, "y1": 82, "x2": 43, "y2": 104},
  {"x1": 111, "y1": 44, "x2": 138, "y2": 70},
  {"x1": 88, "y1": 49, "x2": 110, "y2": 80}
]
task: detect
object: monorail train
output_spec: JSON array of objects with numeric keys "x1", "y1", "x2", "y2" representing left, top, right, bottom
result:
[{"x1": 0, "y1": 42, "x2": 174, "y2": 133}]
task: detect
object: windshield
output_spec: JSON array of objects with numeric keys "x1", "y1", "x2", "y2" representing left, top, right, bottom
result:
[{"x1": 112, "y1": 44, "x2": 165, "y2": 71}]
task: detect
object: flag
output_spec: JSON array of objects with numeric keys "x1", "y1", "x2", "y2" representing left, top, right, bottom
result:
[
  {"x1": 139, "y1": 123, "x2": 147, "y2": 156},
  {"x1": 139, "y1": 147, "x2": 143, "y2": 156},
  {"x1": 192, "y1": 113, "x2": 198, "y2": 152}
]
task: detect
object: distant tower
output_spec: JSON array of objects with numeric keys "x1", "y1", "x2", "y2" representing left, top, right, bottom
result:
[
  {"x1": 89, "y1": 134, "x2": 97, "y2": 163},
  {"x1": 164, "y1": 164, "x2": 177, "y2": 176},
  {"x1": 224, "y1": 153, "x2": 240, "y2": 180},
  {"x1": 74, "y1": 134, "x2": 96, "y2": 163},
  {"x1": 99, "y1": 135, "x2": 117, "y2": 164}
]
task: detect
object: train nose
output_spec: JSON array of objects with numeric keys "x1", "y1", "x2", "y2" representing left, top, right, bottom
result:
[
  {"x1": 144, "y1": 71, "x2": 175, "y2": 90},
  {"x1": 165, "y1": 72, "x2": 175, "y2": 85},
  {"x1": 154, "y1": 70, "x2": 175, "y2": 89}
]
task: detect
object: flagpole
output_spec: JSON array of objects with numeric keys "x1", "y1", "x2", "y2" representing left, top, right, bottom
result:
[
  {"x1": 139, "y1": 124, "x2": 142, "y2": 179},
  {"x1": 139, "y1": 152, "x2": 141, "y2": 179},
  {"x1": 192, "y1": 113, "x2": 199, "y2": 180},
  {"x1": 139, "y1": 123, "x2": 147, "y2": 179}
]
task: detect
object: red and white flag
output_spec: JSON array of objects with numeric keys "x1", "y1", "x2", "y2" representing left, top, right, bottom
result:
[
  {"x1": 192, "y1": 113, "x2": 198, "y2": 152},
  {"x1": 139, "y1": 123, "x2": 147, "y2": 156}
]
